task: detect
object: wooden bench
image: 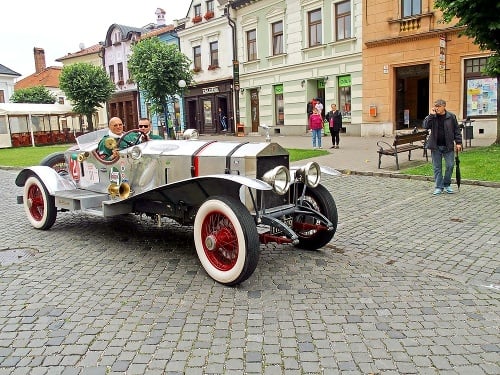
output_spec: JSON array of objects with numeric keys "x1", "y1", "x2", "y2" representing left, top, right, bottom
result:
[{"x1": 377, "y1": 130, "x2": 429, "y2": 170}]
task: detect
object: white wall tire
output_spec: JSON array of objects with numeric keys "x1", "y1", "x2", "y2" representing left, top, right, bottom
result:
[
  {"x1": 194, "y1": 196, "x2": 259, "y2": 286},
  {"x1": 23, "y1": 176, "x2": 57, "y2": 230}
]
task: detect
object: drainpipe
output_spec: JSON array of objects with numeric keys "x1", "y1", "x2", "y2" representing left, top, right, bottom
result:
[{"x1": 226, "y1": 2, "x2": 240, "y2": 127}]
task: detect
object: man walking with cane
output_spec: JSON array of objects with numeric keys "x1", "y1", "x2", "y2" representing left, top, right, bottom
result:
[{"x1": 422, "y1": 99, "x2": 462, "y2": 195}]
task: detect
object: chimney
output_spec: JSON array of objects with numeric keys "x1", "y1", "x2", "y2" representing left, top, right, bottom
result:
[
  {"x1": 34, "y1": 47, "x2": 46, "y2": 73},
  {"x1": 155, "y1": 8, "x2": 166, "y2": 27}
]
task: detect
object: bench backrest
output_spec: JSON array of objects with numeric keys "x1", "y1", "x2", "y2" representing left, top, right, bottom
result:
[{"x1": 393, "y1": 131, "x2": 428, "y2": 146}]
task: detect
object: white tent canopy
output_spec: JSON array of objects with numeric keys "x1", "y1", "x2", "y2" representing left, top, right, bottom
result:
[
  {"x1": 0, "y1": 103, "x2": 77, "y2": 148},
  {"x1": 0, "y1": 103, "x2": 74, "y2": 116}
]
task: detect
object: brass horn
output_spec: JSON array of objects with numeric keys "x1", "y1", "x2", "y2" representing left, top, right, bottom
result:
[
  {"x1": 108, "y1": 182, "x2": 131, "y2": 199},
  {"x1": 77, "y1": 151, "x2": 90, "y2": 162}
]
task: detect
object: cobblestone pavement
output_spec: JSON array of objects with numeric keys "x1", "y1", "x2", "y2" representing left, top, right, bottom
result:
[{"x1": 0, "y1": 168, "x2": 498, "y2": 375}]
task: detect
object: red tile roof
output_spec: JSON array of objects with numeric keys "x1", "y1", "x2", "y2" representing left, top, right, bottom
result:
[
  {"x1": 56, "y1": 44, "x2": 103, "y2": 62},
  {"x1": 14, "y1": 67, "x2": 62, "y2": 90}
]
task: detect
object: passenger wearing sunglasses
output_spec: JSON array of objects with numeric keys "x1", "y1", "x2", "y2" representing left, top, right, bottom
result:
[{"x1": 138, "y1": 118, "x2": 163, "y2": 139}]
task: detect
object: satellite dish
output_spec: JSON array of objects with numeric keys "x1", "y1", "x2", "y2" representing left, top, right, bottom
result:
[{"x1": 79, "y1": 43, "x2": 85, "y2": 50}]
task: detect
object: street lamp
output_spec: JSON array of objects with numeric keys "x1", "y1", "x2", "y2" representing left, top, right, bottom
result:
[{"x1": 178, "y1": 79, "x2": 186, "y2": 132}]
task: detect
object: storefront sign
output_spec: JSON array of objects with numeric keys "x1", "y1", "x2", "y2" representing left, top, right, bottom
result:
[
  {"x1": 338, "y1": 75, "x2": 351, "y2": 87},
  {"x1": 202, "y1": 87, "x2": 220, "y2": 94}
]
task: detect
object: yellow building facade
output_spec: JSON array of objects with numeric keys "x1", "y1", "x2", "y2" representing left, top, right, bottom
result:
[{"x1": 362, "y1": 0, "x2": 496, "y2": 138}]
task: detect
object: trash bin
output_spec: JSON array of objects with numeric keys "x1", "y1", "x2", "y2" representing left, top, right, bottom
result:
[
  {"x1": 465, "y1": 126, "x2": 473, "y2": 140},
  {"x1": 237, "y1": 123, "x2": 245, "y2": 137},
  {"x1": 461, "y1": 117, "x2": 474, "y2": 147}
]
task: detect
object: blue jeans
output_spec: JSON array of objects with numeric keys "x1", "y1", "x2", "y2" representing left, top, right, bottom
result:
[
  {"x1": 311, "y1": 129, "x2": 322, "y2": 148},
  {"x1": 431, "y1": 146, "x2": 455, "y2": 189}
]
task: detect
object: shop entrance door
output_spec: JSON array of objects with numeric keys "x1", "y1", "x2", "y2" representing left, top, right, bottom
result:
[{"x1": 201, "y1": 97, "x2": 215, "y2": 134}]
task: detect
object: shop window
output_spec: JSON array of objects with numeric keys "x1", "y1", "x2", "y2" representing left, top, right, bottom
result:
[
  {"x1": 464, "y1": 57, "x2": 497, "y2": 118},
  {"x1": 338, "y1": 75, "x2": 351, "y2": 120},
  {"x1": 274, "y1": 85, "x2": 284, "y2": 125},
  {"x1": 335, "y1": 1, "x2": 351, "y2": 41},
  {"x1": 308, "y1": 8, "x2": 322, "y2": 47}
]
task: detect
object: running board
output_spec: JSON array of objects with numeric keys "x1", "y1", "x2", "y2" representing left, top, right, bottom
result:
[{"x1": 53, "y1": 190, "x2": 133, "y2": 217}]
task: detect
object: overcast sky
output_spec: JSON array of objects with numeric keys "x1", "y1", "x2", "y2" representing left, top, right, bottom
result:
[{"x1": 1, "y1": 0, "x2": 192, "y2": 79}]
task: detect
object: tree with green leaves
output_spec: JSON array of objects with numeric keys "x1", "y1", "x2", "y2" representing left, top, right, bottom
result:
[
  {"x1": 59, "y1": 62, "x2": 115, "y2": 132},
  {"x1": 434, "y1": 0, "x2": 500, "y2": 143},
  {"x1": 128, "y1": 36, "x2": 193, "y2": 131},
  {"x1": 10, "y1": 86, "x2": 56, "y2": 104}
]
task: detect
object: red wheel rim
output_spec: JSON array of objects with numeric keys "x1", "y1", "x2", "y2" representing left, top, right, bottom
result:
[
  {"x1": 27, "y1": 183, "x2": 45, "y2": 221},
  {"x1": 201, "y1": 211, "x2": 238, "y2": 271}
]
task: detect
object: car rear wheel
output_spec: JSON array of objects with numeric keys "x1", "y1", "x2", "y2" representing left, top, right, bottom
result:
[
  {"x1": 194, "y1": 196, "x2": 260, "y2": 286},
  {"x1": 23, "y1": 175, "x2": 57, "y2": 230},
  {"x1": 292, "y1": 183, "x2": 338, "y2": 250},
  {"x1": 40, "y1": 152, "x2": 68, "y2": 175}
]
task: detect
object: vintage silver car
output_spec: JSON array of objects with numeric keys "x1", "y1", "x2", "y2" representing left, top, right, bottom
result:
[{"x1": 15, "y1": 129, "x2": 338, "y2": 285}]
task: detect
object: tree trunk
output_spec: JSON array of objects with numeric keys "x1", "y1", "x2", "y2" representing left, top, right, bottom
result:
[{"x1": 86, "y1": 112, "x2": 95, "y2": 132}]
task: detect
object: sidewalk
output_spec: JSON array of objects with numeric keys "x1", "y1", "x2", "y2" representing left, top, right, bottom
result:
[{"x1": 198, "y1": 132, "x2": 496, "y2": 175}]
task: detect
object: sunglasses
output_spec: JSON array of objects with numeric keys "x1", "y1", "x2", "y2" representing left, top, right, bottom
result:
[{"x1": 138, "y1": 125, "x2": 150, "y2": 128}]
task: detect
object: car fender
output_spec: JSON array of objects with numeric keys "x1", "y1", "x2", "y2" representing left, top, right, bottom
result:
[{"x1": 15, "y1": 166, "x2": 76, "y2": 193}]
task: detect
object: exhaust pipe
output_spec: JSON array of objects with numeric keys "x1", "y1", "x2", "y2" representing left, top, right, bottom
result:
[{"x1": 108, "y1": 182, "x2": 131, "y2": 199}]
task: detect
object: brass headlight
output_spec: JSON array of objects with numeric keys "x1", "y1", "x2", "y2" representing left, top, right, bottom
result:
[
  {"x1": 262, "y1": 166, "x2": 291, "y2": 195},
  {"x1": 130, "y1": 146, "x2": 142, "y2": 160},
  {"x1": 295, "y1": 161, "x2": 321, "y2": 188}
]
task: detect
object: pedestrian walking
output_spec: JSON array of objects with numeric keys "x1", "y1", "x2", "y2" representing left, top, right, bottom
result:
[
  {"x1": 218, "y1": 107, "x2": 228, "y2": 132},
  {"x1": 422, "y1": 98, "x2": 462, "y2": 195},
  {"x1": 325, "y1": 103, "x2": 343, "y2": 148},
  {"x1": 309, "y1": 107, "x2": 323, "y2": 149}
]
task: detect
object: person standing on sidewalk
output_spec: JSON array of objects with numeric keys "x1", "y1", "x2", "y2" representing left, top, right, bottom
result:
[
  {"x1": 325, "y1": 103, "x2": 343, "y2": 148},
  {"x1": 218, "y1": 107, "x2": 228, "y2": 132},
  {"x1": 422, "y1": 99, "x2": 462, "y2": 195},
  {"x1": 309, "y1": 107, "x2": 323, "y2": 149}
]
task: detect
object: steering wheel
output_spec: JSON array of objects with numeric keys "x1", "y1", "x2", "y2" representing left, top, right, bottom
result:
[{"x1": 117, "y1": 130, "x2": 149, "y2": 149}]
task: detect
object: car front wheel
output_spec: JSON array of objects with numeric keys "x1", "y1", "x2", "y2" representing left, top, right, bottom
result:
[
  {"x1": 194, "y1": 196, "x2": 260, "y2": 286},
  {"x1": 23, "y1": 175, "x2": 57, "y2": 230},
  {"x1": 292, "y1": 183, "x2": 338, "y2": 250}
]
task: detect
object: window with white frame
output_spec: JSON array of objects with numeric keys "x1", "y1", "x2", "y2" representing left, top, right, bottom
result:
[
  {"x1": 206, "y1": 0, "x2": 213, "y2": 12},
  {"x1": 194, "y1": 4, "x2": 202, "y2": 17},
  {"x1": 402, "y1": 0, "x2": 421, "y2": 18},
  {"x1": 247, "y1": 29, "x2": 257, "y2": 61},
  {"x1": 210, "y1": 41, "x2": 219, "y2": 68},
  {"x1": 272, "y1": 21, "x2": 283, "y2": 55},
  {"x1": 308, "y1": 9, "x2": 322, "y2": 47},
  {"x1": 336, "y1": 1, "x2": 351, "y2": 41},
  {"x1": 193, "y1": 46, "x2": 201, "y2": 70},
  {"x1": 108, "y1": 65, "x2": 115, "y2": 83}
]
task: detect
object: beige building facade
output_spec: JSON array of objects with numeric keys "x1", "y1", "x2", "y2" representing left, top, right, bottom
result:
[{"x1": 362, "y1": 0, "x2": 497, "y2": 138}]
